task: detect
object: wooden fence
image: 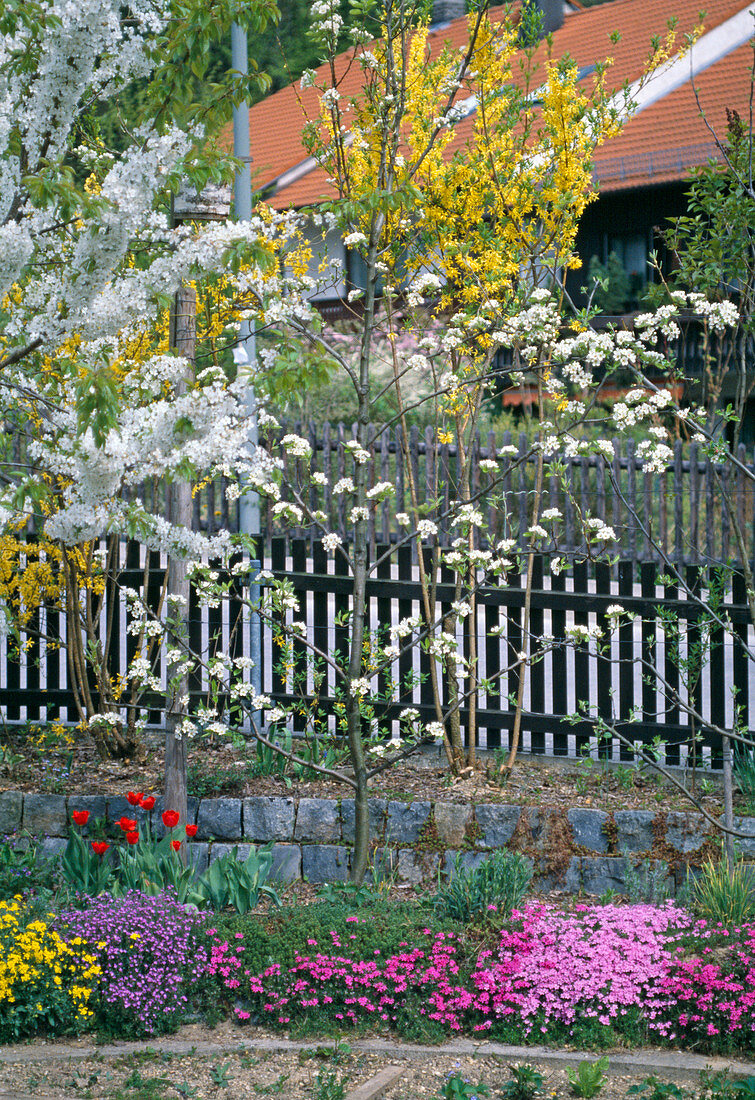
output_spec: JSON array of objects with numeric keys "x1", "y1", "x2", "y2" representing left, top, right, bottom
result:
[
  {"x1": 2, "y1": 540, "x2": 753, "y2": 768},
  {"x1": 193, "y1": 430, "x2": 755, "y2": 568}
]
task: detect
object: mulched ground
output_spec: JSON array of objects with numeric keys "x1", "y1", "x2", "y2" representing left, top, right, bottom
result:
[{"x1": 0, "y1": 725, "x2": 735, "y2": 819}]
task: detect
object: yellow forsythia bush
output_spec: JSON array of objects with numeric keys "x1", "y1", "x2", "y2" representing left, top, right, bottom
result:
[{"x1": 0, "y1": 898, "x2": 101, "y2": 1041}]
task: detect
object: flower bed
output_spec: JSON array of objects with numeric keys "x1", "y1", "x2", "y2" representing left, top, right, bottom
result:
[{"x1": 205, "y1": 901, "x2": 755, "y2": 1054}]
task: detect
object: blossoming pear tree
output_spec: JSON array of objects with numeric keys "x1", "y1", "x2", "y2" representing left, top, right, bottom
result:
[{"x1": 172, "y1": 0, "x2": 703, "y2": 882}]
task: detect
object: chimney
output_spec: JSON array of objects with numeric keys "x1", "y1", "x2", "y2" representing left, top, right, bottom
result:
[
  {"x1": 535, "y1": 0, "x2": 564, "y2": 35},
  {"x1": 430, "y1": 0, "x2": 466, "y2": 27}
]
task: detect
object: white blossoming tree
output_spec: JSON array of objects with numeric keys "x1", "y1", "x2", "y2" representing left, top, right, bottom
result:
[{"x1": 0, "y1": 0, "x2": 315, "y2": 816}]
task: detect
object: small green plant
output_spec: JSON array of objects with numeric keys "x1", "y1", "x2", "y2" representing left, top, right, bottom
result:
[
  {"x1": 688, "y1": 857, "x2": 755, "y2": 926},
  {"x1": 0, "y1": 833, "x2": 57, "y2": 898},
  {"x1": 621, "y1": 854, "x2": 673, "y2": 906},
  {"x1": 433, "y1": 850, "x2": 532, "y2": 924},
  {"x1": 439, "y1": 1069, "x2": 490, "y2": 1098},
  {"x1": 627, "y1": 1076, "x2": 685, "y2": 1100},
  {"x1": 734, "y1": 746, "x2": 755, "y2": 813},
  {"x1": 114, "y1": 1069, "x2": 175, "y2": 1099},
  {"x1": 253, "y1": 1072, "x2": 290, "y2": 1094},
  {"x1": 614, "y1": 764, "x2": 636, "y2": 791},
  {"x1": 209, "y1": 1063, "x2": 232, "y2": 1089},
  {"x1": 193, "y1": 843, "x2": 279, "y2": 913},
  {"x1": 500, "y1": 1064, "x2": 544, "y2": 1100},
  {"x1": 316, "y1": 880, "x2": 375, "y2": 906},
  {"x1": 698, "y1": 1069, "x2": 755, "y2": 1100},
  {"x1": 567, "y1": 1057, "x2": 609, "y2": 1098},
  {"x1": 312, "y1": 1069, "x2": 347, "y2": 1100}
]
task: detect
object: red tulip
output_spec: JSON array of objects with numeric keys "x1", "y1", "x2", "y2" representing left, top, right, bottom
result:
[
  {"x1": 126, "y1": 791, "x2": 142, "y2": 806},
  {"x1": 185, "y1": 824, "x2": 198, "y2": 838},
  {"x1": 141, "y1": 796, "x2": 156, "y2": 811},
  {"x1": 91, "y1": 841, "x2": 109, "y2": 856},
  {"x1": 117, "y1": 816, "x2": 137, "y2": 832},
  {"x1": 72, "y1": 810, "x2": 90, "y2": 827},
  {"x1": 126, "y1": 831, "x2": 139, "y2": 845},
  {"x1": 171, "y1": 839, "x2": 181, "y2": 851},
  {"x1": 162, "y1": 810, "x2": 180, "y2": 829}
]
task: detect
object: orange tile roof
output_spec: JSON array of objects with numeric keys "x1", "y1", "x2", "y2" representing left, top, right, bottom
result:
[{"x1": 234, "y1": 0, "x2": 753, "y2": 207}]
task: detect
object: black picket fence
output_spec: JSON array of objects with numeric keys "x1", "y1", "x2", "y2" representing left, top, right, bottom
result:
[
  {"x1": 1, "y1": 539, "x2": 753, "y2": 768},
  {"x1": 190, "y1": 431, "x2": 755, "y2": 569}
]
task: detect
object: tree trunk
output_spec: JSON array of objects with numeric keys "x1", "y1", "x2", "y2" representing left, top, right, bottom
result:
[{"x1": 164, "y1": 286, "x2": 196, "y2": 845}]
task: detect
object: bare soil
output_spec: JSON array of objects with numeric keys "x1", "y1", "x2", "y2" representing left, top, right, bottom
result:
[{"x1": 0, "y1": 725, "x2": 737, "y2": 819}]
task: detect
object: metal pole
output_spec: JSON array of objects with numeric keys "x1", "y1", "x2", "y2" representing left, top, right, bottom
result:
[{"x1": 232, "y1": 21, "x2": 262, "y2": 729}]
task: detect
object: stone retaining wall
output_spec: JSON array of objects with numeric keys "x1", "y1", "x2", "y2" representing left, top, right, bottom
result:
[{"x1": 2, "y1": 791, "x2": 753, "y2": 895}]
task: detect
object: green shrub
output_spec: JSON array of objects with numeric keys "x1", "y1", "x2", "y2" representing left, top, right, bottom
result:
[
  {"x1": 211, "y1": 895, "x2": 455, "y2": 978},
  {"x1": 688, "y1": 858, "x2": 755, "y2": 927},
  {"x1": 433, "y1": 850, "x2": 532, "y2": 924}
]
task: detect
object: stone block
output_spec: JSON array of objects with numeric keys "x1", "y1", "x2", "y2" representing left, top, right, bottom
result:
[
  {"x1": 270, "y1": 844, "x2": 302, "y2": 884},
  {"x1": 473, "y1": 804, "x2": 521, "y2": 848},
  {"x1": 565, "y1": 856, "x2": 629, "y2": 896},
  {"x1": 209, "y1": 842, "x2": 251, "y2": 863},
  {"x1": 36, "y1": 837, "x2": 67, "y2": 863},
  {"x1": 151, "y1": 796, "x2": 199, "y2": 839},
  {"x1": 22, "y1": 794, "x2": 68, "y2": 836},
  {"x1": 397, "y1": 848, "x2": 440, "y2": 886},
  {"x1": 196, "y1": 798, "x2": 242, "y2": 841},
  {"x1": 0, "y1": 791, "x2": 23, "y2": 835},
  {"x1": 106, "y1": 795, "x2": 135, "y2": 825},
  {"x1": 385, "y1": 801, "x2": 431, "y2": 844},
  {"x1": 665, "y1": 812, "x2": 706, "y2": 853},
  {"x1": 434, "y1": 803, "x2": 472, "y2": 848},
  {"x1": 731, "y1": 816, "x2": 755, "y2": 858},
  {"x1": 189, "y1": 842, "x2": 209, "y2": 876},
  {"x1": 294, "y1": 798, "x2": 340, "y2": 842},
  {"x1": 68, "y1": 795, "x2": 108, "y2": 830},
  {"x1": 340, "y1": 799, "x2": 386, "y2": 844},
  {"x1": 568, "y1": 808, "x2": 609, "y2": 853},
  {"x1": 243, "y1": 797, "x2": 295, "y2": 842},
  {"x1": 302, "y1": 844, "x2": 350, "y2": 883},
  {"x1": 614, "y1": 810, "x2": 655, "y2": 854},
  {"x1": 442, "y1": 849, "x2": 490, "y2": 879}
]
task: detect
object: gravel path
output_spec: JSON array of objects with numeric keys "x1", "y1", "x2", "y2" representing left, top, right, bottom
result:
[{"x1": 1, "y1": 1025, "x2": 753, "y2": 1100}]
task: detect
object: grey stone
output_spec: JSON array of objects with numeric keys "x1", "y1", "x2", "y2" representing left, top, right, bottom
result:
[
  {"x1": 294, "y1": 798, "x2": 340, "y2": 842},
  {"x1": 302, "y1": 844, "x2": 350, "y2": 883},
  {"x1": 151, "y1": 796, "x2": 199, "y2": 839},
  {"x1": 106, "y1": 795, "x2": 135, "y2": 825},
  {"x1": 209, "y1": 842, "x2": 251, "y2": 863},
  {"x1": 23, "y1": 794, "x2": 68, "y2": 836},
  {"x1": 565, "y1": 856, "x2": 629, "y2": 896},
  {"x1": 36, "y1": 836, "x2": 67, "y2": 863},
  {"x1": 189, "y1": 842, "x2": 209, "y2": 876},
  {"x1": 568, "y1": 808, "x2": 609, "y2": 853},
  {"x1": 666, "y1": 812, "x2": 706, "y2": 854},
  {"x1": 434, "y1": 803, "x2": 472, "y2": 848},
  {"x1": 731, "y1": 816, "x2": 755, "y2": 857},
  {"x1": 385, "y1": 801, "x2": 431, "y2": 844},
  {"x1": 442, "y1": 850, "x2": 490, "y2": 879},
  {"x1": 68, "y1": 795, "x2": 108, "y2": 830},
  {"x1": 196, "y1": 798, "x2": 242, "y2": 841},
  {"x1": 269, "y1": 844, "x2": 302, "y2": 884},
  {"x1": 397, "y1": 848, "x2": 440, "y2": 886},
  {"x1": 474, "y1": 804, "x2": 521, "y2": 848},
  {"x1": 0, "y1": 791, "x2": 22, "y2": 835},
  {"x1": 614, "y1": 810, "x2": 655, "y2": 853},
  {"x1": 340, "y1": 799, "x2": 386, "y2": 844},
  {"x1": 243, "y1": 797, "x2": 295, "y2": 842}
]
